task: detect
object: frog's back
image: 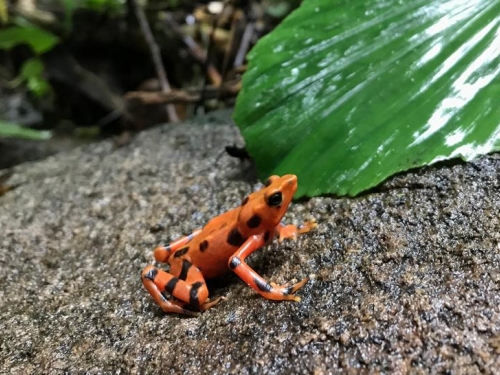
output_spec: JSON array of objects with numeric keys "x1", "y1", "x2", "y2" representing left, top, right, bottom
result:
[{"x1": 187, "y1": 207, "x2": 242, "y2": 278}]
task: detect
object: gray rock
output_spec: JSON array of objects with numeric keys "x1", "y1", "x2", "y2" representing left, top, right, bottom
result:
[{"x1": 1, "y1": 111, "x2": 500, "y2": 374}]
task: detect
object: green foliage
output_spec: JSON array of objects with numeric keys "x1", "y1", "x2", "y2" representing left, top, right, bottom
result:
[
  {"x1": 0, "y1": 19, "x2": 59, "y2": 98},
  {"x1": 82, "y1": 0, "x2": 125, "y2": 13},
  {"x1": 19, "y1": 58, "x2": 52, "y2": 97},
  {"x1": 0, "y1": 0, "x2": 7, "y2": 24},
  {"x1": 265, "y1": 0, "x2": 301, "y2": 18},
  {"x1": 62, "y1": 0, "x2": 77, "y2": 32},
  {"x1": 0, "y1": 24, "x2": 59, "y2": 54},
  {"x1": 166, "y1": 0, "x2": 182, "y2": 7},
  {"x1": 0, "y1": 121, "x2": 52, "y2": 140},
  {"x1": 234, "y1": 0, "x2": 500, "y2": 197},
  {"x1": 61, "y1": 0, "x2": 125, "y2": 30}
]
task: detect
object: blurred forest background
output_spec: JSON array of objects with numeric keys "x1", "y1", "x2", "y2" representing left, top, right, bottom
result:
[
  {"x1": 3, "y1": 0, "x2": 499, "y2": 198},
  {"x1": 0, "y1": 0, "x2": 296, "y2": 170}
]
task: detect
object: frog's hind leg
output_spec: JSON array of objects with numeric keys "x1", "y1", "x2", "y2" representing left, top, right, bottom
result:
[
  {"x1": 142, "y1": 265, "x2": 199, "y2": 316},
  {"x1": 153, "y1": 228, "x2": 202, "y2": 262},
  {"x1": 141, "y1": 259, "x2": 223, "y2": 315},
  {"x1": 167, "y1": 257, "x2": 224, "y2": 311}
]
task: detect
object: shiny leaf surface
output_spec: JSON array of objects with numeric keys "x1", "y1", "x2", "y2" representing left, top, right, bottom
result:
[{"x1": 234, "y1": 0, "x2": 500, "y2": 197}]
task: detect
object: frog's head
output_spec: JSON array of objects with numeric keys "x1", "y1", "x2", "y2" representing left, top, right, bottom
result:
[{"x1": 239, "y1": 174, "x2": 298, "y2": 231}]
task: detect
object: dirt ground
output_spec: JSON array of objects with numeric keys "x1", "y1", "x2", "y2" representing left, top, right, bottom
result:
[{"x1": 1, "y1": 112, "x2": 500, "y2": 374}]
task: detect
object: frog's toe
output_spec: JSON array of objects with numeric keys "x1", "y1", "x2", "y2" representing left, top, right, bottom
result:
[{"x1": 200, "y1": 296, "x2": 226, "y2": 311}]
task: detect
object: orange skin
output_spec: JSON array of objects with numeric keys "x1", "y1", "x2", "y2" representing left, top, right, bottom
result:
[{"x1": 141, "y1": 174, "x2": 317, "y2": 316}]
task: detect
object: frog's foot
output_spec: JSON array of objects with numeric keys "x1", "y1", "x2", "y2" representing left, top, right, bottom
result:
[
  {"x1": 159, "y1": 299, "x2": 200, "y2": 317},
  {"x1": 278, "y1": 218, "x2": 317, "y2": 242},
  {"x1": 256, "y1": 277, "x2": 309, "y2": 302},
  {"x1": 268, "y1": 277, "x2": 310, "y2": 302},
  {"x1": 298, "y1": 218, "x2": 318, "y2": 234},
  {"x1": 200, "y1": 296, "x2": 226, "y2": 311}
]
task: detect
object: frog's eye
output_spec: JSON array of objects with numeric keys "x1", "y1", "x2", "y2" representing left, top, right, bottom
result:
[{"x1": 266, "y1": 191, "x2": 282, "y2": 207}]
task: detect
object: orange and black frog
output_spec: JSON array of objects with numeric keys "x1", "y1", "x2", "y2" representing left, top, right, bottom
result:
[{"x1": 141, "y1": 174, "x2": 317, "y2": 315}]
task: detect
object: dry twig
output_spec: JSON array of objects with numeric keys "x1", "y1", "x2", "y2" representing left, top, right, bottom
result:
[
  {"x1": 129, "y1": 0, "x2": 179, "y2": 122},
  {"x1": 162, "y1": 13, "x2": 222, "y2": 86},
  {"x1": 124, "y1": 80, "x2": 240, "y2": 107}
]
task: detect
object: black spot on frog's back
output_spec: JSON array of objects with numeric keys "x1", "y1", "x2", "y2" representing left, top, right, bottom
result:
[
  {"x1": 227, "y1": 228, "x2": 246, "y2": 247},
  {"x1": 199, "y1": 240, "x2": 209, "y2": 252},
  {"x1": 247, "y1": 214, "x2": 261, "y2": 228}
]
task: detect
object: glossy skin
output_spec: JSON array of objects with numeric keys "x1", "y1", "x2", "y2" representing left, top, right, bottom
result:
[{"x1": 141, "y1": 174, "x2": 317, "y2": 316}]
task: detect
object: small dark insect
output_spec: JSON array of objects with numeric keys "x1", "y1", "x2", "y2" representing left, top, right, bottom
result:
[
  {"x1": 199, "y1": 145, "x2": 251, "y2": 176},
  {"x1": 225, "y1": 145, "x2": 251, "y2": 161}
]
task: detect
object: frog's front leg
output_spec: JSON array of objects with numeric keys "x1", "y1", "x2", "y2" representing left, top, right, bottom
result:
[
  {"x1": 153, "y1": 228, "x2": 202, "y2": 262},
  {"x1": 141, "y1": 257, "x2": 223, "y2": 315},
  {"x1": 228, "y1": 235, "x2": 309, "y2": 301},
  {"x1": 278, "y1": 219, "x2": 317, "y2": 242}
]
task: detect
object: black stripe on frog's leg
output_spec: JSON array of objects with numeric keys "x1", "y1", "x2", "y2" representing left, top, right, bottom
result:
[
  {"x1": 227, "y1": 228, "x2": 246, "y2": 247},
  {"x1": 189, "y1": 281, "x2": 204, "y2": 307},
  {"x1": 174, "y1": 247, "x2": 189, "y2": 257},
  {"x1": 179, "y1": 259, "x2": 193, "y2": 280},
  {"x1": 282, "y1": 285, "x2": 294, "y2": 295},
  {"x1": 254, "y1": 277, "x2": 273, "y2": 293},
  {"x1": 164, "y1": 277, "x2": 180, "y2": 294},
  {"x1": 143, "y1": 267, "x2": 158, "y2": 281},
  {"x1": 229, "y1": 256, "x2": 242, "y2": 270}
]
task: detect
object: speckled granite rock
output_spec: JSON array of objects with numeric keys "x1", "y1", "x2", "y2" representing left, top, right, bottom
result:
[{"x1": 1, "y1": 111, "x2": 500, "y2": 374}]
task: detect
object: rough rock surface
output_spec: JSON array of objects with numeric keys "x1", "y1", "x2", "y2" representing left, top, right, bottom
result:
[{"x1": 1, "y1": 112, "x2": 500, "y2": 374}]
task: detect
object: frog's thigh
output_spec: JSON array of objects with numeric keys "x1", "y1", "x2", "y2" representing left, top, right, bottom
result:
[{"x1": 141, "y1": 265, "x2": 199, "y2": 315}]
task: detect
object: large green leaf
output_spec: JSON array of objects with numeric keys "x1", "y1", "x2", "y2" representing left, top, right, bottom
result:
[{"x1": 234, "y1": 0, "x2": 500, "y2": 197}]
